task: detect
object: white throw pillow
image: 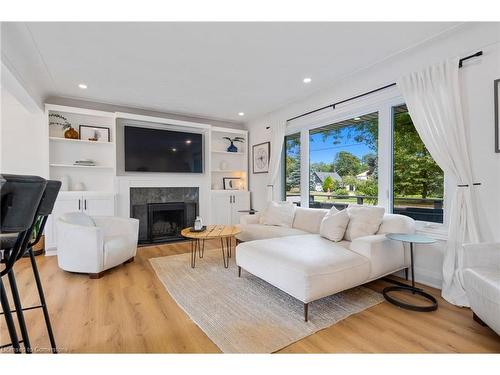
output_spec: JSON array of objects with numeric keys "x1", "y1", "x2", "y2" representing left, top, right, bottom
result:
[
  {"x1": 344, "y1": 205, "x2": 385, "y2": 241},
  {"x1": 259, "y1": 201, "x2": 296, "y2": 227},
  {"x1": 319, "y1": 208, "x2": 349, "y2": 242}
]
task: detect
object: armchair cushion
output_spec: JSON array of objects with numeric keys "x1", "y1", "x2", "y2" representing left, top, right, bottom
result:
[{"x1": 62, "y1": 212, "x2": 96, "y2": 227}]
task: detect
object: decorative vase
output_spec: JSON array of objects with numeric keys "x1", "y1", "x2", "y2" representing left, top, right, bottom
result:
[
  {"x1": 220, "y1": 160, "x2": 228, "y2": 170},
  {"x1": 64, "y1": 127, "x2": 79, "y2": 139},
  {"x1": 227, "y1": 141, "x2": 238, "y2": 153}
]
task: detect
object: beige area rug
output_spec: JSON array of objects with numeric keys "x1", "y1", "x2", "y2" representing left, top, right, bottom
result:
[{"x1": 150, "y1": 249, "x2": 384, "y2": 353}]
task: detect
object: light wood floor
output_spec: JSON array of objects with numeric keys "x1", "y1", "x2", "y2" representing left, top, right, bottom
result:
[{"x1": 1, "y1": 240, "x2": 499, "y2": 353}]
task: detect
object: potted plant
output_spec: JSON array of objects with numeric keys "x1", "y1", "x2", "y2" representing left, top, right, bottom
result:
[
  {"x1": 223, "y1": 136, "x2": 245, "y2": 152},
  {"x1": 31, "y1": 216, "x2": 45, "y2": 256},
  {"x1": 49, "y1": 113, "x2": 79, "y2": 139}
]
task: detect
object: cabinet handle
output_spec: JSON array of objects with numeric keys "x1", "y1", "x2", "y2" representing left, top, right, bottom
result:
[
  {"x1": 84, "y1": 199, "x2": 87, "y2": 210},
  {"x1": 78, "y1": 199, "x2": 81, "y2": 210}
]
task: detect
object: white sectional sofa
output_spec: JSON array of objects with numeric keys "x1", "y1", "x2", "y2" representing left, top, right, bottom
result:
[{"x1": 236, "y1": 206, "x2": 415, "y2": 321}]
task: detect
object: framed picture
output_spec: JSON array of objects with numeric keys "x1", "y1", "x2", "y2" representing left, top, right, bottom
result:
[
  {"x1": 495, "y1": 79, "x2": 500, "y2": 153},
  {"x1": 223, "y1": 177, "x2": 241, "y2": 190},
  {"x1": 252, "y1": 141, "x2": 270, "y2": 174},
  {"x1": 79, "y1": 125, "x2": 111, "y2": 143}
]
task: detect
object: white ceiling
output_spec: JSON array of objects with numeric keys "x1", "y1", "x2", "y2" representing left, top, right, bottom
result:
[{"x1": 1, "y1": 22, "x2": 462, "y2": 122}]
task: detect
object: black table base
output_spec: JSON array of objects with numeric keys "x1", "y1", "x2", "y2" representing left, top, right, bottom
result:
[
  {"x1": 382, "y1": 285, "x2": 438, "y2": 312},
  {"x1": 382, "y1": 240, "x2": 438, "y2": 312}
]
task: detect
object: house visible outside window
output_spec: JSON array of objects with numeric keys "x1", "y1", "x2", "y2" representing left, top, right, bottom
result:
[
  {"x1": 284, "y1": 133, "x2": 301, "y2": 206},
  {"x1": 392, "y1": 104, "x2": 444, "y2": 223},
  {"x1": 308, "y1": 112, "x2": 378, "y2": 209}
]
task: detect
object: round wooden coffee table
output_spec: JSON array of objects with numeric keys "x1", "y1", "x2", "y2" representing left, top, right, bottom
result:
[{"x1": 181, "y1": 225, "x2": 241, "y2": 269}]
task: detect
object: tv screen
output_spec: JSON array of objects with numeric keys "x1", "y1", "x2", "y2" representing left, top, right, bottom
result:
[{"x1": 124, "y1": 126, "x2": 203, "y2": 173}]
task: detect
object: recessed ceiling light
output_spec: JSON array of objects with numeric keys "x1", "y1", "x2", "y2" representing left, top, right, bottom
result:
[
  {"x1": 354, "y1": 117, "x2": 361, "y2": 121},
  {"x1": 303, "y1": 77, "x2": 312, "y2": 83},
  {"x1": 186, "y1": 140, "x2": 192, "y2": 144},
  {"x1": 238, "y1": 112, "x2": 245, "y2": 116},
  {"x1": 172, "y1": 148, "x2": 177, "y2": 152},
  {"x1": 78, "y1": 83, "x2": 88, "y2": 89}
]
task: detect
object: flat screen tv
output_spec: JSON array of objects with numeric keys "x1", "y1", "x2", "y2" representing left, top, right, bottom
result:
[{"x1": 124, "y1": 126, "x2": 203, "y2": 173}]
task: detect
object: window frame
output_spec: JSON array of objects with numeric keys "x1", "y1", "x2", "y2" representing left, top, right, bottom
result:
[{"x1": 281, "y1": 88, "x2": 448, "y2": 238}]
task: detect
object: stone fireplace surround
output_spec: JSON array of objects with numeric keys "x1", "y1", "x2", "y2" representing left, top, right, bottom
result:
[{"x1": 130, "y1": 187, "x2": 199, "y2": 244}]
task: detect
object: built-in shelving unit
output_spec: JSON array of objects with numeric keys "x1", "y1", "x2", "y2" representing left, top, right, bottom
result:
[
  {"x1": 47, "y1": 104, "x2": 117, "y2": 192},
  {"x1": 209, "y1": 126, "x2": 248, "y2": 191}
]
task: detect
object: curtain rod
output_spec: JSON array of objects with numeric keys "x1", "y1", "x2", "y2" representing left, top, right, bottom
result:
[{"x1": 279, "y1": 50, "x2": 483, "y2": 124}]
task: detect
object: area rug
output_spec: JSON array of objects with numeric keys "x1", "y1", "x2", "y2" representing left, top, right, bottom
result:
[{"x1": 150, "y1": 249, "x2": 384, "y2": 353}]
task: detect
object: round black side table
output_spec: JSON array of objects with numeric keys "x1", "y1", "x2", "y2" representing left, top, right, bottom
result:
[{"x1": 383, "y1": 233, "x2": 438, "y2": 312}]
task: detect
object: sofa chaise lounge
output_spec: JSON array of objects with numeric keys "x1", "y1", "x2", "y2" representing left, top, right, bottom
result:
[{"x1": 235, "y1": 207, "x2": 415, "y2": 321}]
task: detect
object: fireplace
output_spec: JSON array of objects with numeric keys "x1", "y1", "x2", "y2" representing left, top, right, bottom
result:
[
  {"x1": 130, "y1": 187, "x2": 199, "y2": 244},
  {"x1": 147, "y1": 202, "x2": 187, "y2": 242}
]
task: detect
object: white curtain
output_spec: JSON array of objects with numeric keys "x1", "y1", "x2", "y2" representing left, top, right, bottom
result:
[
  {"x1": 397, "y1": 57, "x2": 480, "y2": 307},
  {"x1": 266, "y1": 120, "x2": 287, "y2": 201}
]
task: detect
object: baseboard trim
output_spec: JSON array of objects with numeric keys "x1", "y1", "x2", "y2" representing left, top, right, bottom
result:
[
  {"x1": 44, "y1": 249, "x2": 57, "y2": 257},
  {"x1": 393, "y1": 267, "x2": 442, "y2": 290}
]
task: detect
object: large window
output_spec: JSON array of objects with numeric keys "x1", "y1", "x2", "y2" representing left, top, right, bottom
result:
[
  {"x1": 392, "y1": 104, "x2": 444, "y2": 223},
  {"x1": 309, "y1": 112, "x2": 378, "y2": 210},
  {"x1": 284, "y1": 133, "x2": 301, "y2": 205}
]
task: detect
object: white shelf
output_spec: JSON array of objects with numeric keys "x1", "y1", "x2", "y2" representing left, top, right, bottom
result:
[
  {"x1": 50, "y1": 137, "x2": 115, "y2": 146},
  {"x1": 211, "y1": 169, "x2": 245, "y2": 173},
  {"x1": 49, "y1": 163, "x2": 114, "y2": 170},
  {"x1": 211, "y1": 150, "x2": 245, "y2": 155}
]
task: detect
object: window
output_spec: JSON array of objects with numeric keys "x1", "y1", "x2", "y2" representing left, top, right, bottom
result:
[
  {"x1": 284, "y1": 133, "x2": 301, "y2": 205},
  {"x1": 392, "y1": 104, "x2": 444, "y2": 223},
  {"x1": 309, "y1": 112, "x2": 378, "y2": 210}
]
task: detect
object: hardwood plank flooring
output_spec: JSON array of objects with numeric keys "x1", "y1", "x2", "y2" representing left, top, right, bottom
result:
[{"x1": 1, "y1": 240, "x2": 499, "y2": 353}]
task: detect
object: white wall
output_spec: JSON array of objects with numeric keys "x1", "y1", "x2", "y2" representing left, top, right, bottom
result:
[
  {"x1": 245, "y1": 23, "x2": 500, "y2": 289},
  {"x1": 1, "y1": 64, "x2": 48, "y2": 177}
]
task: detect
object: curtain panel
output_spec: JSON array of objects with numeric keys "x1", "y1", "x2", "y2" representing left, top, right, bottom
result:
[
  {"x1": 266, "y1": 120, "x2": 287, "y2": 201},
  {"x1": 397, "y1": 57, "x2": 481, "y2": 306}
]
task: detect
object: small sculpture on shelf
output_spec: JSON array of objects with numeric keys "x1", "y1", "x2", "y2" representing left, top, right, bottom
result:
[
  {"x1": 49, "y1": 113, "x2": 79, "y2": 139},
  {"x1": 223, "y1": 136, "x2": 245, "y2": 152}
]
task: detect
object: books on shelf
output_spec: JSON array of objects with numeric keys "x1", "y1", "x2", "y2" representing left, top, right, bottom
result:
[{"x1": 74, "y1": 159, "x2": 96, "y2": 166}]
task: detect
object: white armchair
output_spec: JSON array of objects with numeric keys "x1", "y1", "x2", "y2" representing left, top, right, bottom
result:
[
  {"x1": 463, "y1": 242, "x2": 500, "y2": 335},
  {"x1": 56, "y1": 212, "x2": 139, "y2": 279}
]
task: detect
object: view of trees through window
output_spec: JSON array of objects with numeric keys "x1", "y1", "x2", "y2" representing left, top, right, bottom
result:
[
  {"x1": 308, "y1": 112, "x2": 379, "y2": 209},
  {"x1": 393, "y1": 104, "x2": 444, "y2": 223},
  {"x1": 284, "y1": 133, "x2": 301, "y2": 205},
  {"x1": 283, "y1": 105, "x2": 444, "y2": 223}
]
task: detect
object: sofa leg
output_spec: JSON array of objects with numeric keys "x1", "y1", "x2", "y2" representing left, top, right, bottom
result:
[
  {"x1": 238, "y1": 266, "x2": 241, "y2": 277},
  {"x1": 125, "y1": 256, "x2": 135, "y2": 264},
  {"x1": 89, "y1": 272, "x2": 104, "y2": 279},
  {"x1": 473, "y1": 312, "x2": 487, "y2": 326},
  {"x1": 304, "y1": 303, "x2": 309, "y2": 322}
]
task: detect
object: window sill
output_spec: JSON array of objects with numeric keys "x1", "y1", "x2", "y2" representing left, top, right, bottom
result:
[{"x1": 416, "y1": 222, "x2": 448, "y2": 241}]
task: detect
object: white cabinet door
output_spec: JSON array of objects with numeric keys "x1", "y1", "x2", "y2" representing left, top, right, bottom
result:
[
  {"x1": 83, "y1": 195, "x2": 115, "y2": 216},
  {"x1": 211, "y1": 193, "x2": 232, "y2": 225},
  {"x1": 231, "y1": 192, "x2": 250, "y2": 225},
  {"x1": 45, "y1": 194, "x2": 81, "y2": 250}
]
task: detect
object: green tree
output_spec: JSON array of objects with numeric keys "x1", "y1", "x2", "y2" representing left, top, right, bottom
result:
[
  {"x1": 356, "y1": 179, "x2": 378, "y2": 204},
  {"x1": 334, "y1": 151, "x2": 362, "y2": 177},
  {"x1": 285, "y1": 155, "x2": 300, "y2": 192},
  {"x1": 393, "y1": 111, "x2": 443, "y2": 198},
  {"x1": 342, "y1": 175, "x2": 357, "y2": 190},
  {"x1": 310, "y1": 161, "x2": 334, "y2": 173},
  {"x1": 361, "y1": 153, "x2": 378, "y2": 179},
  {"x1": 322, "y1": 176, "x2": 336, "y2": 192}
]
